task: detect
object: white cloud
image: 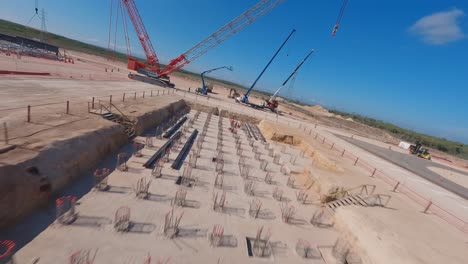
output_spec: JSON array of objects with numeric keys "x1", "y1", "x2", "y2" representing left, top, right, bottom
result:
[{"x1": 409, "y1": 8, "x2": 465, "y2": 45}]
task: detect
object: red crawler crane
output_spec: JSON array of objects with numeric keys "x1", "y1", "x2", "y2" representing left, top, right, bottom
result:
[{"x1": 118, "y1": 0, "x2": 285, "y2": 87}]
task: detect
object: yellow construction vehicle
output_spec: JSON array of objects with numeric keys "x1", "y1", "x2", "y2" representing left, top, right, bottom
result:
[{"x1": 409, "y1": 143, "x2": 432, "y2": 160}]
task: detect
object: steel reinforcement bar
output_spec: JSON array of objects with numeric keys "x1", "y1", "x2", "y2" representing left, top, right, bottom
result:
[
  {"x1": 143, "y1": 131, "x2": 182, "y2": 168},
  {"x1": 243, "y1": 123, "x2": 253, "y2": 139},
  {"x1": 171, "y1": 129, "x2": 199, "y2": 170},
  {"x1": 246, "y1": 123, "x2": 258, "y2": 141},
  {"x1": 163, "y1": 116, "x2": 188, "y2": 139},
  {"x1": 251, "y1": 124, "x2": 266, "y2": 142}
]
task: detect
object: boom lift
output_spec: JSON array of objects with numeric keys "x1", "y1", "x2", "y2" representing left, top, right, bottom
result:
[
  {"x1": 264, "y1": 49, "x2": 315, "y2": 111},
  {"x1": 196, "y1": 66, "x2": 233, "y2": 95},
  {"x1": 237, "y1": 29, "x2": 296, "y2": 104},
  {"x1": 119, "y1": 0, "x2": 285, "y2": 87}
]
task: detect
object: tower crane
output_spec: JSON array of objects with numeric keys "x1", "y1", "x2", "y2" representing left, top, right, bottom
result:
[
  {"x1": 196, "y1": 66, "x2": 233, "y2": 95},
  {"x1": 119, "y1": 0, "x2": 285, "y2": 87},
  {"x1": 237, "y1": 29, "x2": 296, "y2": 104},
  {"x1": 264, "y1": 49, "x2": 314, "y2": 112}
]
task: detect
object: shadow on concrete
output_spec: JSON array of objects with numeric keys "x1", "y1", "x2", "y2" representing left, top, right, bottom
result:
[
  {"x1": 223, "y1": 206, "x2": 246, "y2": 218},
  {"x1": 128, "y1": 222, "x2": 156, "y2": 234},
  {"x1": 177, "y1": 227, "x2": 207, "y2": 238},
  {"x1": 71, "y1": 215, "x2": 112, "y2": 228},
  {"x1": 219, "y1": 235, "x2": 238, "y2": 248},
  {"x1": 0, "y1": 142, "x2": 135, "y2": 254}
]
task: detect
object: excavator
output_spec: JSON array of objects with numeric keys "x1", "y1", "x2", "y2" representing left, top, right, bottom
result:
[
  {"x1": 116, "y1": 0, "x2": 285, "y2": 88},
  {"x1": 409, "y1": 143, "x2": 432, "y2": 160}
]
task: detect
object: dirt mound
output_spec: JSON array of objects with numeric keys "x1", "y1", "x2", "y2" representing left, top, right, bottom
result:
[
  {"x1": 307, "y1": 105, "x2": 330, "y2": 114},
  {"x1": 258, "y1": 120, "x2": 342, "y2": 173},
  {"x1": 308, "y1": 149, "x2": 342, "y2": 172},
  {"x1": 271, "y1": 133, "x2": 301, "y2": 145}
]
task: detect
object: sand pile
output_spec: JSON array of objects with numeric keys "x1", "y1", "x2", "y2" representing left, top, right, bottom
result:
[
  {"x1": 308, "y1": 149, "x2": 342, "y2": 172},
  {"x1": 259, "y1": 120, "x2": 342, "y2": 173},
  {"x1": 258, "y1": 120, "x2": 278, "y2": 140},
  {"x1": 305, "y1": 105, "x2": 333, "y2": 116}
]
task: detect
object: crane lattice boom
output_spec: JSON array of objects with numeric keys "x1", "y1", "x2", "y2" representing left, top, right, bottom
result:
[
  {"x1": 160, "y1": 0, "x2": 285, "y2": 76},
  {"x1": 122, "y1": 0, "x2": 160, "y2": 70}
]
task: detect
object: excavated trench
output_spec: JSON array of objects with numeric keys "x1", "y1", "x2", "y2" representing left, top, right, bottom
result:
[{"x1": 0, "y1": 99, "x2": 189, "y2": 230}]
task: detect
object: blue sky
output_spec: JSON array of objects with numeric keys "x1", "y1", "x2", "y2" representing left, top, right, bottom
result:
[{"x1": 1, "y1": 1, "x2": 467, "y2": 143}]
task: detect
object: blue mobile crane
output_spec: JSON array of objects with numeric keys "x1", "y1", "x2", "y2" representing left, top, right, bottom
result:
[
  {"x1": 236, "y1": 29, "x2": 296, "y2": 104},
  {"x1": 196, "y1": 66, "x2": 233, "y2": 95}
]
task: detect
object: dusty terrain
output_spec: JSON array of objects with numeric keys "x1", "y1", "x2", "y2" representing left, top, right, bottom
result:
[
  {"x1": 1, "y1": 50, "x2": 467, "y2": 263},
  {"x1": 10, "y1": 113, "x2": 468, "y2": 263},
  {"x1": 0, "y1": 93, "x2": 188, "y2": 227},
  {"x1": 427, "y1": 166, "x2": 468, "y2": 189},
  {"x1": 336, "y1": 135, "x2": 468, "y2": 198},
  {"x1": 14, "y1": 111, "x2": 340, "y2": 263},
  {"x1": 259, "y1": 121, "x2": 468, "y2": 264}
]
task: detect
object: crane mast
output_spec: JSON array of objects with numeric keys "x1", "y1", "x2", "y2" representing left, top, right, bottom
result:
[{"x1": 122, "y1": 0, "x2": 160, "y2": 72}]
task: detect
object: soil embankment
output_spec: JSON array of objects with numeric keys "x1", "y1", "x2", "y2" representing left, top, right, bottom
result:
[
  {"x1": 0, "y1": 120, "x2": 127, "y2": 228},
  {"x1": 0, "y1": 99, "x2": 189, "y2": 228},
  {"x1": 130, "y1": 99, "x2": 190, "y2": 135}
]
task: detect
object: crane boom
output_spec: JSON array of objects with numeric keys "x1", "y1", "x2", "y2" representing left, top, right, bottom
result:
[
  {"x1": 122, "y1": 0, "x2": 160, "y2": 71},
  {"x1": 159, "y1": 0, "x2": 285, "y2": 76},
  {"x1": 240, "y1": 29, "x2": 296, "y2": 104},
  {"x1": 331, "y1": 0, "x2": 348, "y2": 37},
  {"x1": 268, "y1": 49, "x2": 314, "y2": 103}
]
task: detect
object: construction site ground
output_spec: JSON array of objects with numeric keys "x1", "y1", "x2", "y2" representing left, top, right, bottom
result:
[
  {"x1": 7, "y1": 112, "x2": 467, "y2": 263},
  {"x1": 336, "y1": 135, "x2": 468, "y2": 192},
  {"x1": 1, "y1": 52, "x2": 467, "y2": 263}
]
